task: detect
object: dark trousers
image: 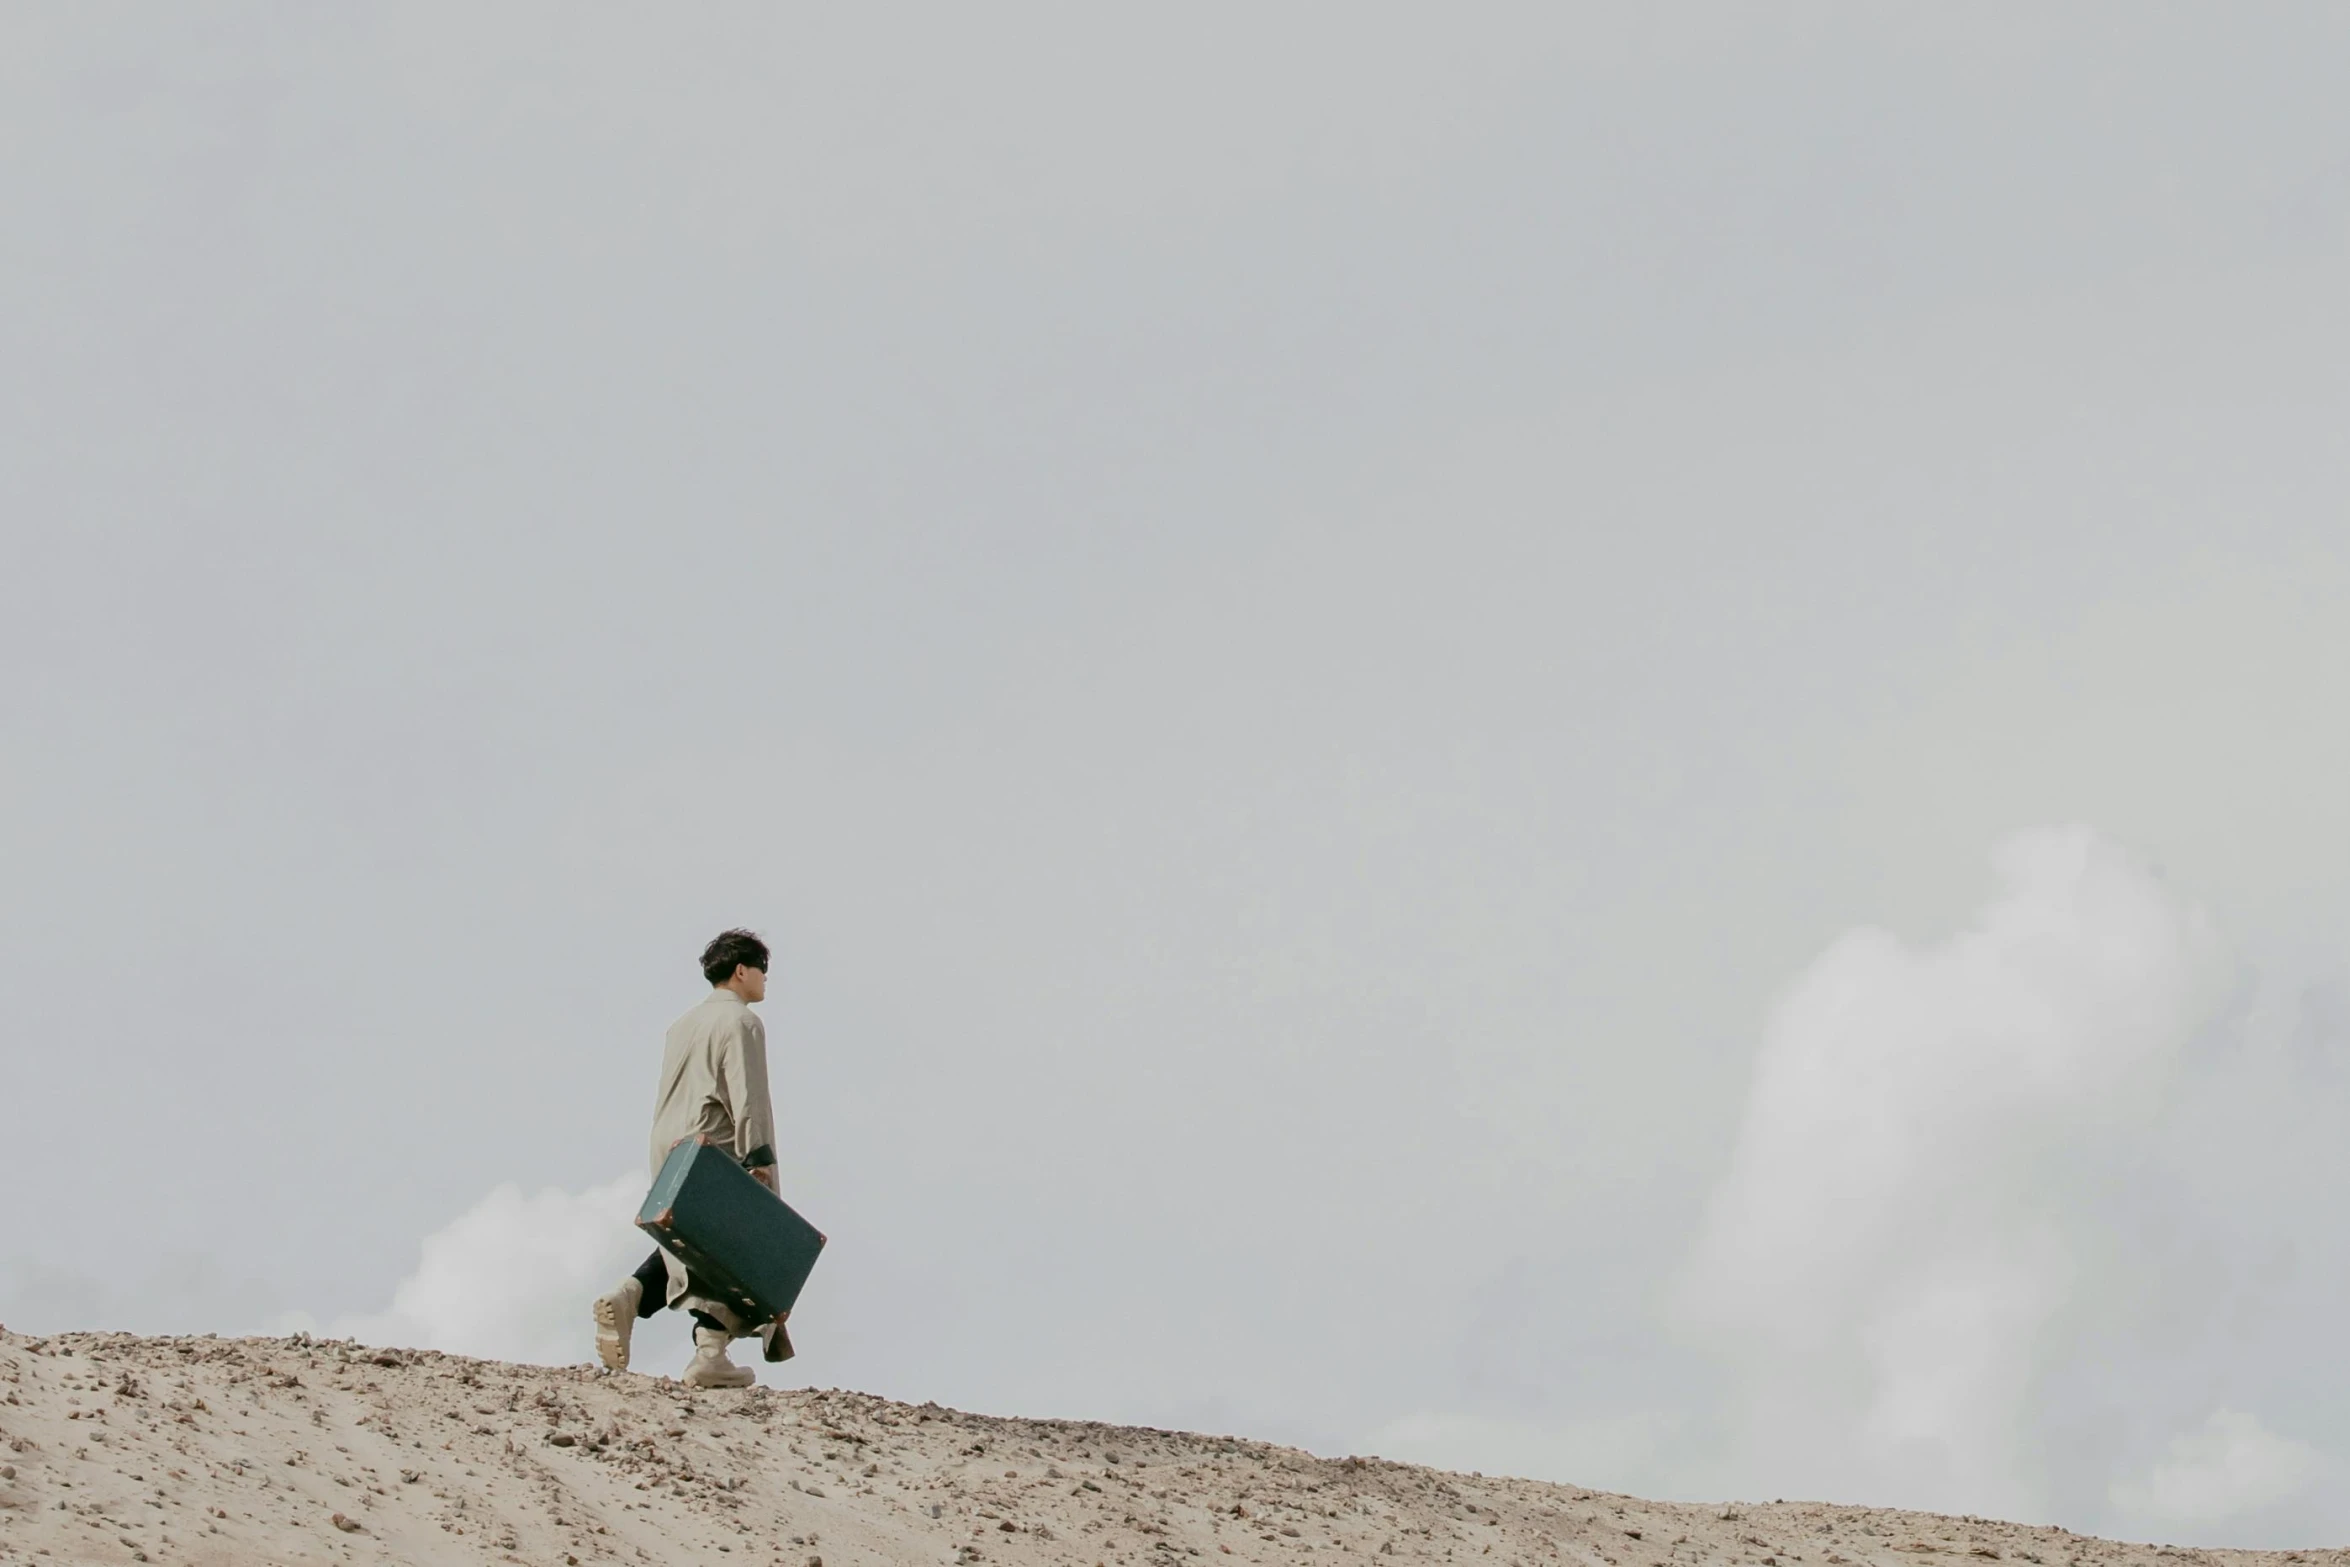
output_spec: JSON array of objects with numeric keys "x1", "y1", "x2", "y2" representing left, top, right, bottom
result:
[{"x1": 632, "y1": 1249, "x2": 727, "y2": 1335}]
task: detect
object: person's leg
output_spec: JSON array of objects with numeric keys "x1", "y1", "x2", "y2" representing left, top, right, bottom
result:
[
  {"x1": 632, "y1": 1252, "x2": 669, "y2": 1319},
  {"x1": 684, "y1": 1311, "x2": 756, "y2": 1388},
  {"x1": 593, "y1": 1252, "x2": 671, "y2": 1371}
]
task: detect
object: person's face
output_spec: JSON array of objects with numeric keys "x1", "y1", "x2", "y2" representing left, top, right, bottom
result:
[{"x1": 734, "y1": 963, "x2": 768, "y2": 1003}]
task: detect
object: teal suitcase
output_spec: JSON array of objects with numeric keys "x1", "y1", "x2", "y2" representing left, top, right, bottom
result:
[{"x1": 636, "y1": 1139, "x2": 827, "y2": 1332}]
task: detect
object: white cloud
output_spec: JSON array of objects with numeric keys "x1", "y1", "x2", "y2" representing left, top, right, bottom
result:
[
  {"x1": 281, "y1": 1173, "x2": 659, "y2": 1369},
  {"x1": 1674, "y1": 827, "x2": 2233, "y2": 1517},
  {"x1": 2110, "y1": 1410, "x2": 2322, "y2": 1525}
]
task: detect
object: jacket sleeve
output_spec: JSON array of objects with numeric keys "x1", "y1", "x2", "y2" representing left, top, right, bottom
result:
[{"x1": 721, "y1": 1013, "x2": 778, "y2": 1170}]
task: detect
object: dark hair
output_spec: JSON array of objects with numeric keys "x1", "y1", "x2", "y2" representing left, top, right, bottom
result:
[{"x1": 700, "y1": 928, "x2": 770, "y2": 986}]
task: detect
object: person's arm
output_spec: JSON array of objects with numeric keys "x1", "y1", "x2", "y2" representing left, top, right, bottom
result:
[{"x1": 720, "y1": 1013, "x2": 779, "y2": 1188}]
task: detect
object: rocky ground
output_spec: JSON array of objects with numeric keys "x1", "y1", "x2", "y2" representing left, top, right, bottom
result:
[{"x1": 0, "y1": 1329, "x2": 2328, "y2": 1567}]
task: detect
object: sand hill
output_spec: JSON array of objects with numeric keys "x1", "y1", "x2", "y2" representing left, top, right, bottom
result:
[{"x1": 0, "y1": 1329, "x2": 2311, "y2": 1567}]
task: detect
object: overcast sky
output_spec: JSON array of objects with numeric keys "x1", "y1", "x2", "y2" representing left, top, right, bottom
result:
[{"x1": 7, "y1": 3, "x2": 2350, "y2": 1545}]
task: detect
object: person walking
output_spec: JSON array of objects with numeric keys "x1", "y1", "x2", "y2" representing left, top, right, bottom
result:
[{"x1": 593, "y1": 928, "x2": 782, "y2": 1389}]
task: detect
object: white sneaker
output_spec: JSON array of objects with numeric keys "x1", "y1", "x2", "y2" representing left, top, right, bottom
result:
[
  {"x1": 593, "y1": 1278, "x2": 642, "y2": 1371},
  {"x1": 683, "y1": 1326, "x2": 755, "y2": 1389}
]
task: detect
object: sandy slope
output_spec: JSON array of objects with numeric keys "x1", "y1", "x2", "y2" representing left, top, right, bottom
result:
[{"x1": 0, "y1": 1330, "x2": 2320, "y2": 1567}]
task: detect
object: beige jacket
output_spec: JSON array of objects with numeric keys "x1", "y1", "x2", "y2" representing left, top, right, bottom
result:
[{"x1": 647, "y1": 988, "x2": 777, "y2": 1322}]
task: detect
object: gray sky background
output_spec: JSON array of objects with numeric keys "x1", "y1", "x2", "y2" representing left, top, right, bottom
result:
[{"x1": 6, "y1": 2, "x2": 2350, "y2": 1544}]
